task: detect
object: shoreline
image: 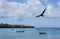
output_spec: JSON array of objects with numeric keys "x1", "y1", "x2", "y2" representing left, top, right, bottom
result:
[{"x1": 0, "y1": 23, "x2": 35, "y2": 28}]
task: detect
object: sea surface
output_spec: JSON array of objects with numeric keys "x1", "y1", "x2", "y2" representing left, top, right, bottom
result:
[{"x1": 0, "y1": 28, "x2": 60, "y2": 39}]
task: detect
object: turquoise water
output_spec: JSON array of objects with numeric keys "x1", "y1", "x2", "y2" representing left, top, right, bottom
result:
[{"x1": 0, "y1": 28, "x2": 60, "y2": 39}]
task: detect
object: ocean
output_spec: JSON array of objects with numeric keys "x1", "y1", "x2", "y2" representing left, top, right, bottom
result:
[{"x1": 0, "y1": 28, "x2": 60, "y2": 39}]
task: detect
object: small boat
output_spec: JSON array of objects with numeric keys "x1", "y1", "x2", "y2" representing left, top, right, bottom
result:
[
  {"x1": 16, "y1": 30, "x2": 25, "y2": 33},
  {"x1": 39, "y1": 32, "x2": 46, "y2": 35}
]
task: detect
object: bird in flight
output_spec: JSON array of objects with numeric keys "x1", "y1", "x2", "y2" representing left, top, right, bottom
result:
[{"x1": 36, "y1": 8, "x2": 46, "y2": 17}]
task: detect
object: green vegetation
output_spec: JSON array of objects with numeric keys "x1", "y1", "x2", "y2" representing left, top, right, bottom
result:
[{"x1": 0, "y1": 23, "x2": 34, "y2": 28}]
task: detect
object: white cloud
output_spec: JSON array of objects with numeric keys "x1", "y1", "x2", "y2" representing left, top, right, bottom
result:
[
  {"x1": 0, "y1": 0, "x2": 60, "y2": 19},
  {"x1": 58, "y1": 2, "x2": 60, "y2": 6},
  {"x1": 0, "y1": 0, "x2": 60, "y2": 25},
  {"x1": 45, "y1": 4, "x2": 60, "y2": 19},
  {"x1": 46, "y1": 4, "x2": 53, "y2": 16},
  {"x1": 0, "y1": 0, "x2": 45, "y2": 20}
]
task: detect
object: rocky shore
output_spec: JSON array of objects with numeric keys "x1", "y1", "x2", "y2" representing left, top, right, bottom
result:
[{"x1": 0, "y1": 23, "x2": 34, "y2": 28}]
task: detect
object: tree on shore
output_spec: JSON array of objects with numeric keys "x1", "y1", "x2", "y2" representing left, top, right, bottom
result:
[{"x1": 0, "y1": 23, "x2": 34, "y2": 28}]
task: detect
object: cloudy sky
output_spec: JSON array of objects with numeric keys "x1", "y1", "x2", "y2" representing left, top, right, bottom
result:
[{"x1": 0, "y1": 0, "x2": 60, "y2": 27}]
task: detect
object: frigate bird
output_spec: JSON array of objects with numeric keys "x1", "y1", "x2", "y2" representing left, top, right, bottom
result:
[{"x1": 36, "y1": 8, "x2": 46, "y2": 17}]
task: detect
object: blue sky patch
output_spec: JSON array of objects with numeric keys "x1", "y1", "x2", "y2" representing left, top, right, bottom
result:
[{"x1": 7, "y1": 0, "x2": 27, "y2": 4}]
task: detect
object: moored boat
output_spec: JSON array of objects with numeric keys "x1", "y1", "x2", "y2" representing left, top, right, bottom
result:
[
  {"x1": 16, "y1": 30, "x2": 25, "y2": 33},
  {"x1": 39, "y1": 32, "x2": 46, "y2": 35}
]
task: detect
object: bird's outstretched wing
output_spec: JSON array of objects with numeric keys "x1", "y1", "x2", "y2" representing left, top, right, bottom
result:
[{"x1": 36, "y1": 8, "x2": 46, "y2": 17}]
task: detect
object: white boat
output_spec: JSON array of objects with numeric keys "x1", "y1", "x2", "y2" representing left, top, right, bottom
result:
[{"x1": 16, "y1": 30, "x2": 25, "y2": 33}]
